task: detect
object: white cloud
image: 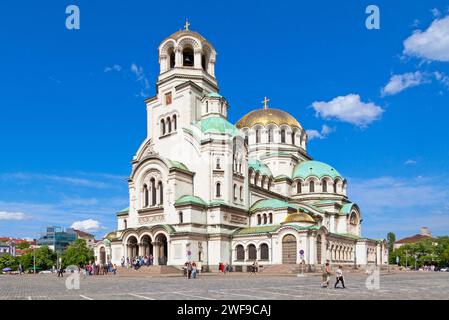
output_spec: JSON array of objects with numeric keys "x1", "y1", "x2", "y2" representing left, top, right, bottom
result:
[
  {"x1": 130, "y1": 63, "x2": 150, "y2": 97},
  {"x1": 405, "y1": 159, "x2": 417, "y2": 165},
  {"x1": 381, "y1": 72, "x2": 429, "y2": 96},
  {"x1": 311, "y1": 94, "x2": 384, "y2": 127},
  {"x1": 434, "y1": 71, "x2": 449, "y2": 88},
  {"x1": 104, "y1": 64, "x2": 122, "y2": 72},
  {"x1": 307, "y1": 125, "x2": 335, "y2": 141},
  {"x1": 0, "y1": 211, "x2": 27, "y2": 221},
  {"x1": 431, "y1": 8, "x2": 441, "y2": 18},
  {"x1": 0, "y1": 172, "x2": 115, "y2": 189},
  {"x1": 404, "y1": 15, "x2": 449, "y2": 62},
  {"x1": 71, "y1": 219, "x2": 103, "y2": 232}
]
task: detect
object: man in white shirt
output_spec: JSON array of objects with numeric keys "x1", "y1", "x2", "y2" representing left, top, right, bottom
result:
[{"x1": 334, "y1": 265, "x2": 346, "y2": 289}]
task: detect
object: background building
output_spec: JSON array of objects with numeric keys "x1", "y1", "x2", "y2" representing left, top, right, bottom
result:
[
  {"x1": 37, "y1": 227, "x2": 77, "y2": 253},
  {"x1": 394, "y1": 227, "x2": 433, "y2": 249}
]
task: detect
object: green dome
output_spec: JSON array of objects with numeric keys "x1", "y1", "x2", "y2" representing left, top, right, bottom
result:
[
  {"x1": 206, "y1": 92, "x2": 223, "y2": 98},
  {"x1": 292, "y1": 161, "x2": 342, "y2": 180},
  {"x1": 195, "y1": 117, "x2": 243, "y2": 137},
  {"x1": 248, "y1": 158, "x2": 272, "y2": 177}
]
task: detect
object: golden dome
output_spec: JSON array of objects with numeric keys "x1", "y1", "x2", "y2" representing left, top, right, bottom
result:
[
  {"x1": 235, "y1": 108, "x2": 301, "y2": 129},
  {"x1": 283, "y1": 211, "x2": 315, "y2": 224}
]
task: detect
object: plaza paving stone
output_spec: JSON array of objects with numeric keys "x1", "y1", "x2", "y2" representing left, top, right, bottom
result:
[{"x1": 0, "y1": 271, "x2": 448, "y2": 300}]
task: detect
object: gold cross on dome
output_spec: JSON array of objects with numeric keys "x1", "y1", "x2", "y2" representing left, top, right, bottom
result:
[
  {"x1": 184, "y1": 19, "x2": 190, "y2": 31},
  {"x1": 262, "y1": 97, "x2": 270, "y2": 109}
]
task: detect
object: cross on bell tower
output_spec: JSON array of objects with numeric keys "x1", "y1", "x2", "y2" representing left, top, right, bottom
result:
[
  {"x1": 262, "y1": 97, "x2": 270, "y2": 110},
  {"x1": 184, "y1": 19, "x2": 190, "y2": 31}
]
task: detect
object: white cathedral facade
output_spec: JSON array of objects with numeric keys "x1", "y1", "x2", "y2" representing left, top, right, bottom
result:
[{"x1": 94, "y1": 26, "x2": 388, "y2": 271}]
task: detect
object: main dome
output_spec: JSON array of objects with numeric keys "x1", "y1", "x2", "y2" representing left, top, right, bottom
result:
[{"x1": 235, "y1": 108, "x2": 301, "y2": 129}]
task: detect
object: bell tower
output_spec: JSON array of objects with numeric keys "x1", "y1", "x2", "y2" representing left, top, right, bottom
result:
[{"x1": 144, "y1": 22, "x2": 221, "y2": 155}]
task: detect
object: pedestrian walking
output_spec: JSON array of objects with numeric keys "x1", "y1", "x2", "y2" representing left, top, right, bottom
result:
[
  {"x1": 334, "y1": 265, "x2": 345, "y2": 289},
  {"x1": 321, "y1": 263, "x2": 331, "y2": 288}
]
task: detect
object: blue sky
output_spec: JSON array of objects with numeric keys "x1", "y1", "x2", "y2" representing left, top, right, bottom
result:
[{"x1": 0, "y1": 0, "x2": 448, "y2": 240}]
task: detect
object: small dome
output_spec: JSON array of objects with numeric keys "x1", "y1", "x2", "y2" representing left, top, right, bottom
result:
[
  {"x1": 195, "y1": 117, "x2": 243, "y2": 137},
  {"x1": 236, "y1": 108, "x2": 301, "y2": 129},
  {"x1": 283, "y1": 211, "x2": 315, "y2": 224},
  {"x1": 292, "y1": 161, "x2": 342, "y2": 180},
  {"x1": 163, "y1": 29, "x2": 207, "y2": 43}
]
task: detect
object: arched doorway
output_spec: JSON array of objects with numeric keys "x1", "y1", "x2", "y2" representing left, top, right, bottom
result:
[
  {"x1": 155, "y1": 234, "x2": 168, "y2": 265},
  {"x1": 282, "y1": 234, "x2": 297, "y2": 264},
  {"x1": 127, "y1": 236, "x2": 138, "y2": 258},
  {"x1": 100, "y1": 247, "x2": 106, "y2": 264},
  {"x1": 316, "y1": 235, "x2": 322, "y2": 265},
  {"x1": 141, "y1": 235, "x2": 153, "y2": 257}
]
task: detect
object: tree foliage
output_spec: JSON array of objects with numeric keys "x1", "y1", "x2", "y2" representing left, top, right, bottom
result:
[
  {"x1": 61, "y1": 239, "x2": 94, "y2": 268},
  {"x1": 19, "y1": 246, "x2": 56, "y2": 270},
  {"x1": 391, "y1": 237, "x2": 449, "y2": 268},
  {"x1": 0, "y1": 254, "x2": 19, "y2": 270}
]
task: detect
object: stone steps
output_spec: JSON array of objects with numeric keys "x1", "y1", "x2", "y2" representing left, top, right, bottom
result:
[{"x1": 117, "y1": 265, "x2": 182, "y2": 277}]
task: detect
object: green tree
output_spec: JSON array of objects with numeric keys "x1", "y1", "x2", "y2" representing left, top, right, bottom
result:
[
  {"x1": 387, "y1": 232, "x2": 396, "y2": 264},
  {"x1": 16, "y1": 241, "x2": 30, "y2": 250},
  {"x1": 0, "y1": 254, "x2": 19, "y2": 271},
  {"x1": 19, "y1": 246, "x2": 56, "y2": 271},
  {"x1": 61, "y1": 239, "x2": 94, "y2": 268}
]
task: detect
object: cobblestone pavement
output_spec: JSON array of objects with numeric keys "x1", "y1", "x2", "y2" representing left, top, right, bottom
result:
[{"x1": 0, "y1": 272, "x2": 448, "y2": 300}]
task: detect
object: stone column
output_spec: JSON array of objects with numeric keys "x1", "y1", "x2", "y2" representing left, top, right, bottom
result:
[
  {"x1": 153, "y1": 243, "x2": 160, "y2": 265},
  {"x1": 194, "y1": 49, "x2": 202, "y2": 69},
  {"x1": 175, "y1": 47, "x2": 182, "y2": 67}
]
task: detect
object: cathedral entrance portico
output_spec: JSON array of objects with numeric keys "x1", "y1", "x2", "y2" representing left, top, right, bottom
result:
[
  {"x1": 140, "y1": 234, "x2": 153, "y2": 257},
  {"x1": 153, "y1": 233, "x2": 168, "y2": 265},
  {"x1": 127, "y1": 236, "x2": 139, "y2": 258}
]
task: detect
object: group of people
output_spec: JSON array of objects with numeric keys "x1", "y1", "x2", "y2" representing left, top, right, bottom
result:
[
  {"x1": 321, "y1": 263, "x2": 346, "y2": 289},
  {"x1": 183, "y1": 261, "x2": 201, "y2": 279},
  {"x1": 83, "y1": 262, "x2": 117, "y2": 276},
  {"x1": 218, "y1": 262, "x2": 233, "y2": 274},
  {"x1": 121, "y1": 255, "x2": 155, "y2": 270}
]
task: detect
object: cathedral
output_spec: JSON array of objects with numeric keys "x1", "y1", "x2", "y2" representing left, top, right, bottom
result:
[{"x1": 95, "y1": 24, "x2": 388, "y2": 271}]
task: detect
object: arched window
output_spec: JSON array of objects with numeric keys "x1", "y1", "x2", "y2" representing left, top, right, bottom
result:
[
  {"x1": 169, "y1": 50, "x2": 175, "y2": 69},
  {"x1": 309, "y1": 180, "x2": 315, "y2": 193},
  {"x1": 216, "y1": 182, "x2": 221, "y2": 197},
  {"x1": 297, "y1": 182, "x2": 302, "y2": 194},
  {"x1": 173, "y1": 115, "x2": 177, "y2": 130},
  {"x1": 124, "y1": 219, "x2": 127, "y2": 229},
  {"x1": 201, "y1": 54, "x2": 206, "y2": 71},
  {"x1": 263, "y1": 214, "x2": 267, "y2": 225},
  {"x1": 322, "y1": 180, "x2": 327, "y2": 193},
  {"x1": 183, "y1": 47, "x2": 194, "y2": 67},
  {"x1": 256, "y1": 129, "x2": 261, "y2": 143},
  {"x1": 233, "y1": 184, "x2": 237, "y2": 200},
  {"x1": 255, "y1": 172, "x2": 260, "y2": 187},
  {"x1": 178, "y1": 211, "x2": 183, "y2": 224},
  {"x1": 151, "y1": 178, "x2": 156, "y2": 206},
  {"x1": 206, "y1": 101, "x2": 209, "y2": 113},
  {"x1": 269, "y1": 213, "x2": 273, "y2": 224},
  {"x1": 260, "y1": 244, "x2": 269, "y2": 260},
  {"x1": 268, "y1": 129, "x2": 273, "y2": 143},
  {"x1": 281, "y1": 129, "x2": 286, "y2": 143},
  {"x1": 257, "y1": 214, "x2": 261, "y2": 225},
  {"x1": 248, "y1": 244, "x2": 257, "y2": 260},
  {"x1": 244, "y1": 134, "x2": 249, "y2": 145},
  {"x1": 161, "y1": 119, "x2": 166, "y2": 135},
  {"x1": 143, "y1": 184, "x2": 149, "y2": 207},
  {"x1": 236, "y1": 245, "x2": 245, "y2": 261},
  {"x1": 158, "y1": 181, "x2": 163, "y2": 204},
  {"x1": 292, "y1": 132, "x2": 295, "y2": 145},
  {"x1": 167, "y1": 117, "x2": 172, "y2": 133},
  {"x1": 334, "y1": 181, "x2": 338, "y2": 193},
  {"x1": 240, "y1": 186, "x2": 243, "y2": 201}
]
